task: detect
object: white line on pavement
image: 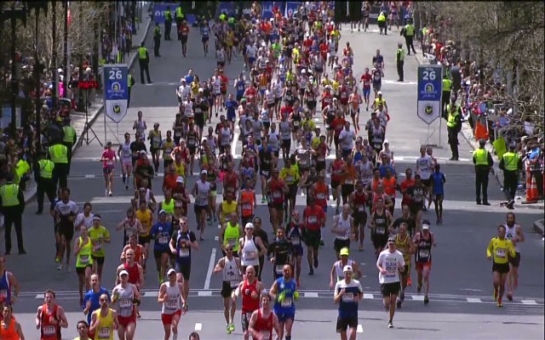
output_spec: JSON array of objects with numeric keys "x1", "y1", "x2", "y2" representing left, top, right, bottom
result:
[
  {"x1": 194, "y1": 323, "x2": 202, "y2": 331},
  {"x1": 357, "y1": 324, "x2": 363, "y2": 333},
  {"x1": 204, "y1": 248, "x2": 217, "y2": 290}
]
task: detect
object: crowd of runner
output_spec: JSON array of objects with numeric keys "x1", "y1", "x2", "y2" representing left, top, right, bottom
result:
[{"x1": 0, "y1": 1, "x2": 529, "y2": 340}]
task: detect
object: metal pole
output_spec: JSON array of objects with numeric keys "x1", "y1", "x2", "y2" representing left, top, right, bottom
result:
[
  {"x1": 52, "y1": 1, "x2": 58, "y2": 107},
  {"x1": 63, "y1": 1, "x2": 68, "y2": 98},
  {"x1": 35, "y1": 12, "x2": 42, "y2": 152},
  {"x1": 10, "y1": 16, "x2": 18, "y2": 137},
  {"x1": 104, "y1": 103, "x2": 107, "y2": 143}
]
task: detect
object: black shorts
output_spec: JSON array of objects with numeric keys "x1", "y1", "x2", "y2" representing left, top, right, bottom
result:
[
  {"x1": 181, "y1": 35, "x2": 188, "y2": 44},
  {"x1": 139, "y1": 235, "x2": 151, "y2": 246},
  {"x1": 316, "y1": 160, "x2": 326, "y2": 173},
  {"x1": 381, "y1": 282, "x2": 401, "y2": 297},
  {"x1": 269, "y1": 202, "x2": 284, "y2": 210},
  {"x1": 421, "y1": 178, "x2": 431, "y2": 187},
  {"x1": 194, "y1": 204, "x2": 208, "y2": 215},
  {"x1": 267, "y1": 102, "x2": 275, "y2": 110},
  {"x1": 221, "y1": 281, "x2": 237, "y2": 298},
  {"x1": 150, "y1": 147, "x2": 160, "y2": 155},
  {"x1": 336, "y1": 316, "x2": 358, "y2": 333},
  {"x1": 91, "y1": 256, "x2": 105, "y2": 266},
  {"x1": 409, "y1": 203, "x2": 423, "y2": 216},
  {"x1": 154, "y1": 249, "x2": 170, "y2": 259},
  {"x1": 352, "y1": 211, "x2": 367, "y2": 226},
  {"x1": 163, "y1": 159, "x2": 173, "y2": 170},
  {"x1": 263, "y1": 122, "x2": 271, "y2": 130},
  {"x1": 288, "y1": 184, "x2": 298, "y2": 199},
  {"x1": 341, "y1": 184, "x2": 354, "y2": 197},
  {"x1": 58, "y1": 220, "x2": 74, "y2": 241},
  {"x1": 76, "y1": 265, "x2": 92, "y2": 275},
  {"x1": 492, "y1": 262, "x2": 510, "y2": 274},
  {"x1": 175, "y1": 261, "x2": 191, "y2": 280},
  {"x1": 307, "y1": 100, "x2": 317, "y2": 110},
  {"x1": 508, "y1": 252, "x2": 521, "y2": 267},
  {"x1": 282, "y1": 139, "x2": 291, "y2": 151},
  {"x1": 202, "y1": 36, "x2": 209, "y2": 43},
  {"x1": 371, "y1": 234, "x2": 388, "y2": 250},
  {"x1": 334, "y1": 238, "x2": 350, "y2": 253},
  {"x1": 304, "y1": 229, "x2": 321, "y2": 249},
  {"x1": 331, "y1": 180, "x2": 341, "y2": 189},
  {"x1": 188, "y1": 146, "x2": 197, "y2": 156}
]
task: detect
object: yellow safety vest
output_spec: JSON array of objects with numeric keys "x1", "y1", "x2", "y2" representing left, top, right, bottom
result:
[
  {"x1": 446, "y1": 111, "x2": 459, "y2": 128},
  {"x1": 154, "y1": 26, "x2": 161, "y2": 36},
  {"x1": 442, "y1": 79, "x2": 452, "y2": 92},
  {"x1": 405, "y1": 24, "x2": 415, "y2": 36},
  {"x1": 165, "y1": 10, "x2": 172, "y2": 21},
  {"x1": 378, "y1": 14, "x2": 386, "y2": 22},
  {"x1": 473, "y1": 149, "x2": 489, "y2": 166},
  {"x1": 502, "y1": 152, "x2": 519, "y2": 171},
  {"x1": 39, "y1": 159, "x2": 55, "y2": 179},
  {"x1": 175, "y1": 7, "x2": 184, "y2": 19},
  {"x1": 397, "y1": 48, "x2": 405, "y2": 62},
  {"x1": 128, "y1": 74, "x2": 133, "y2": 88},
  {"x1": 49, "y1": 144, "x2": 68, "y2": 164},
  {"x1": 138, "y1": 47, "x2": 148, "y2": 60},
  {"x1": 63, "y1": 126, "x2": 76, "y2": 144},
  {"x1": 0, "y1": 184, "x2": 20, "y2": 207}
]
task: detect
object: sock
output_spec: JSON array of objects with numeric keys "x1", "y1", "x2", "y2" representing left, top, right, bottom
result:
[{"x1": 286, "y1": 336, "x2": 291, "y2": 340}]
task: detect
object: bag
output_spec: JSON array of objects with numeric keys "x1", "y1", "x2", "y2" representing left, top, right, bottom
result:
[{"x1": 474, "y1": 120, "x2": 489, "y2": 141}]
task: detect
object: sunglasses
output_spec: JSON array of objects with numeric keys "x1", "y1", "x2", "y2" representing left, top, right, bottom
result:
[
  {"x1": 225, "y1": 248, "x2": 233, "y2": 252},
  {"x1": 100, "y1": 298, "x2": 108, "y2": 302}
]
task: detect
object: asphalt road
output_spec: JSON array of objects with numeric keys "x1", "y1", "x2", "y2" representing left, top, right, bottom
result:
[{"x1": 5, "y1": 23, "x2": 543, "y2": 339}]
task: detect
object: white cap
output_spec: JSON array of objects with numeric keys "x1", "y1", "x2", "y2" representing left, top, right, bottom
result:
[
  {"x1": 384, "y1": 140, "x2": 389, "y2": 144},
  {"x1": 176, "y1": 176, "x2": 184, "y2": 184},
  {"x1": 159, "y1": 209, "x2": 167, "y2": 215},
  {"x1": 245, "y1": 222, "x2": 254, "y2": 229},
  {"x1": 343, "y1": 265, "x2": 353, "y2": 273},
  {"x1": 119, "y1": 270, "x2": 129, "y2": 277},
  {"x1": 167, "y1": 268, "x2": 176, "y2": 276},
  {"x1": 422, "y1": 220, "x2": 431, "y2": 230},
  {"x1": 201, "y1": 170, "x2": 207, "y2": 175},
  {"x1": 377, "y1": 91, "x2": 383, "y2": 95}
]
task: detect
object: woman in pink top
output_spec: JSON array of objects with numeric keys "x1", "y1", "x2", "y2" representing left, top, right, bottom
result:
[{"x1": 100, "y1": 141, "x2": 118, "y2": 196}]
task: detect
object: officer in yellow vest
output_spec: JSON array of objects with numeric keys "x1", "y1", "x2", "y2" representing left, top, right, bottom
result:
[
  {"x1": 396, "y1": 43, "x2": 405, "y2": 82},
  {"x1": 0, "y1": 173, "x2": 26, "y2": 254},
  {"x1": 153, "y1": 23, "x2": 162, "y2": 57},
  {"x1": 164, "y1": 6, "x2": 173, "y2": 40},
  {"x1": 138, "y1": 42, "x2": 152, "y2": 84},
  {"x1": 49, "y1": 142, "x2": 69, "y2": 190},
  {"x1": 34, "y1": 151, "x2": 56, "y2": 214},
  {"x1": 128, "y1": 70, "x2": 136, "y2": 108},
  {"x1": 442, "y1": 74, "x2": 452, "y2": 116},
  {"x1": 377, "y1": 12, "x2": 387, "y2": 35},
  {"x1": 446, "y1": 100, "x2": 462, "y2": 160},
  {"x1": 403, "y1": 19, "x2": 416, "y2": 55},
  {"x1": 175, "y1": 5, "x2": 185, "y2": 40},
  {"x1": 14, "y1": 155, "x2": 31, "y2": 190},
  {"x1": 499, "y1": 143, "x2": 523, "y2": 209},
  {"x1": 472, "y1": 139, "x2": 494, "y2": 205},
  {"x1": 62, "y1": 117, "x2": 76, "y2": 174}
]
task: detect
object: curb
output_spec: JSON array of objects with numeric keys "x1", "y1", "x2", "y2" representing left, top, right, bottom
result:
[
  {"x1": 533, "y1": 219, "x2": 544, "y2": 236},
  {"x1": 20, "y1": 18, "x2": 154, "y2": 207}
]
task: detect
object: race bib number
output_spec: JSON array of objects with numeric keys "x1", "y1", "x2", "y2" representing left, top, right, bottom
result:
[
  {"x1": 291, "y1": 236, "x2": 300, "y2": 245},
  {"x1": 345, "y1": 179, "x2": 354, "y2": 185},
  {"x1": 227, "y1": 238, "x2": 236, "y2": 246},
  {"x1": 419, "y1": 250, "x2": 429, "y2": 258},
  {"x1": 299, "y1": 159, "x2": 308, "y2": 166},
  {"x1": 93, "y1": 243, "x2": 102, "y2": 252},
  {"x1": 281, "y1": 297, "x2": 293, "y2": 307},
  {"x1": 166, "y1": 299, "x2": 179, "y2": 309},
  {"x1": 273, "y1": 191, "x2": 282, "y2": 198},
  {"x1": 308, "y1": 216, "x2": 317, "y2": 224},
  {"x1": 376, "y1": 227, "x2": 385, "y2": 235},
  {"x1": 159, "y1": 236, "x2": 169, "y2": 244},
  {"x1": 286, "y1": 176, "x2": 294, "y2": 183},
  {"x1": 243, "y1": 203, "x2": 252, "y2": 210},
  {"x1": 262, "y1": 170, "x2": 270, "y2": 176},
  {"x1": 230, "y1": 280, "x2": 239, "y2": 288},
  {"x1": 293, "y1": 121, "x2": 300, "y2": 127},
  {"x1": 496, "y1": 249, "x2": 506, "y2": 258},
  {"x1": 245, "y1": 251, "x2": 256, "y2": 259},
  {"x1": 119, "y1": 298, "x2": 132, "y2": 308},
  {"x1": 275, "y1": 265, "x2": 284, "y2": 274},
  {"x1": 42, "y1": 326, "x2": 56, "y2": 336},
  {"x1": 79, "y1": 255, "x2": 90, "y2": 264},
  {"x1": 374, "y1": 143, "x2": 382, "y2": 149},
  {"x1": 341, "y1": 292, "x2": 354, "y2": 302},
  {"x1": 97, "y1": 327, "x2": 112, "y2": 339},
  {"x1": 179, "y1": 248, "x2": 190, "y2": 257},
  {"x1": 358, "y1": 205, "x2": 365, "y2": 212}
]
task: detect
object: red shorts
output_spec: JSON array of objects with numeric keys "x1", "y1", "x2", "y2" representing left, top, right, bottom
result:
[
  {"x1": 416, "y1": 261, "x2": 432, "y2": 271},
  {"x1": 161, "y1": 310, "x2": 182, "y2": 325},
  {"x1": 118, "y1": 312, "x2": 136, "y2": 328}
]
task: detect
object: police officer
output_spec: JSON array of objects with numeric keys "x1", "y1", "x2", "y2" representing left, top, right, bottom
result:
[
  {"x1": 164, "y1": 6, "x2": 173, "y2": 40},
  {"x1": 49, "y1": 141, "x2": 69, "y2": 191},
  {"x1": 377, "y1": 12, "x2": 387, "y2": 35},
  {"x1": 499, "y1": 143, "x2": 523, "y2": 209},
  {"x1": 35, "y1": 151, "x2": 56, "y2": 215},
  {"x1": 153, "y1": 23, "x2": 162, "y2": 57},
  {"x1": 446, "y1": 100, "x2": 462, "y2": 161},
  {"x1": 175, "y1": 4, "x2": 185, "y2": 40},
  {"x1": 138, "y1": 42, "x2": 152, "y2": 84},
  {"x1": 62, "y1": 117, "x2": 76, "y2": 174},
  {"x1": 442, "y1": 74, "x2": 452, "y2": 115},
  {"x1": 403, "y1": 19, "x2": 417, "y2": 55},
  {"x1": 472, "y1": 139, "x2": 494, "y2": 206},
  {"x1": 396, "y1": 43, "x2": 405, "y2": 82},
  {"x1": 128, "y1": 70, "x2": 135, "y2": 108},
  {"x1": 0, "y1": 173, "x2": 26, "y2": 254}
]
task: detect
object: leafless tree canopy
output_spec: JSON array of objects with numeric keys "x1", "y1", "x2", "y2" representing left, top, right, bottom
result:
[{"x1": 415, "y1": 1, "x2": 544, "y2": 128}]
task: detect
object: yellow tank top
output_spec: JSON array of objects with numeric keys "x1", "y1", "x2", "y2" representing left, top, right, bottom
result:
[
  {"x1": 221, "y1": 201, "x2": 237, "y2": 223},
  {"x1": 174, "y1": 162, "x2": 185, "y2": 177},
  {"x1": 76, "y1": 237, "x2": 94, "y2": 268},
  {"x1": 94, "y1": 308, "x2": 115, "y2": 340},
  {"x1": 136, "y1": 209, "x2": 152, "y2": 235},
  {"x1": 395, "y1": 234, "x2": 411, "y2": 263}
]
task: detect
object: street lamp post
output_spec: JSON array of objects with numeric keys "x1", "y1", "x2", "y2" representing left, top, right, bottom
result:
[{"x1": 1, "y1": 4, "x2": 27, "y2": 137}]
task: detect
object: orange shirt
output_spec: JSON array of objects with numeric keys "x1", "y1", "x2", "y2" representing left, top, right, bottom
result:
[
  {"x1": 400, "y1": 178, "x2": 415, "y2": 204},
  {"x1": 163, "y1": 173, "x2": 178, "y2": 191},
  {"x1": 240, "y1": 190, "x2": 256, "y2": 217},
  {"x1": 383, "y1": 177, "x2": 397, "y2": 197},
  {"x1": 343, "y1": 164, "x2": 356, "y2": 185},
  {"x1": 314, "y1": 182, "x2": 328, "y2": 207},
  {"x1": 0, "y1": 318, "x2": 17, "y2": 340}
]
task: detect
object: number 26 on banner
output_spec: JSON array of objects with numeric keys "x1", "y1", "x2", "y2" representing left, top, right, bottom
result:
[
  {"x1": 109, "y1": 70, "x2": 123, "y2": 80},
  {"x1": 422, "y1": 70, "x2": 436, "y2": 81}
]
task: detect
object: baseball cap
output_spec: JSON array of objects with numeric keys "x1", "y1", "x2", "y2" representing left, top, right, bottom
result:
[
  {"x1": 343, "y1": 265, "x2": 353, "y2": 273},
  {"x1": 176, "y1": 176, "x2": 184, "y2": 184},
  {"x1": 119, "y1": 270, "x2": 129, "y2": 277},
  {"x1": 159, "y1": 210, "x2": 167, "y2": 215},
  {"x1": 201, "y1": 169, "x2": 208, "y2": 175},
  {"x1": 339, "y1": 247, "x2": 350, "y2": 256},
  {"x1": 388, "y1": 237, "x2": 396, "y2": 244},
  {"x1": 245, "y1": 222, "x2": 254, "y2": 229},
  {"x1": 422, "y1": 220, "x2": 431, "y2": 230},
  {"x1": 167, "y1": 268, "x2": 176, "y2": 276}
]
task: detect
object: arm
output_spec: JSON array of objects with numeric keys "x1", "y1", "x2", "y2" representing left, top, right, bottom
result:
[
  {"x1": 515, "y1": 225, "x2": 525, "y2": 243},
  {"x1": 57, "y1": 306, "x2": 69, "y2": 328},
  {"x1": 213, "y1": 257, "x2": 225, "y2": 273},
  {"x1": 16, "y1": 321, "x2": 25, "y2": 340},
  {"x1": 269, "y1": 280, "x2": 279, "y2": 301},
  {"x1": 329, "y1": 263, "x2": 337, "y2": 288},
  {"x1": 35, "y1": 305, "x2": 42, "y2": 329},
  {"x1": 486, "y1": 239, "x2": 493, "y2": 259},
  {"x1": 248, "y1": 311, "x2": 260, "y2": 339},
  {"x1": 333, "y1": 284, "x2": 344, "y2": 304},
  {"x1": 157, "y1": 283, "x2": 167, "y2": 303},
  {"x1": 8, "y1": 272, "x2": 19, "y2": 302}
]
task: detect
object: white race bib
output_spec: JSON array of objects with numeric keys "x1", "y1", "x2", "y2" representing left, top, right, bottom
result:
[
  {"x1": 159, "y1": 236, "x2": 169, "y2": 244},
  {"x1": 97, "y1": 327, "x2": 112, "y2": 339},
  {"x1": 345, "y1": 179, "x2": 354, "y2": 185},
  {"x1": 119, "y1": 298, "x2": 132, "y2": 308},
  {"x1": 496, "y1": 249, "x2": 506, "y2": 258},
  {"x1": 275, "y1": 265, "x2": 284, "y2": 274},
  {"x1": 419, "y1": 249, "x2": 429, "y2": 258},
  {"x1": 291, "y1": 236, "x2": 300, "y2": 245},
  {"x1": 341, "y1": 292, "x2": 354, "y2": 302},
  {"x1": 42, "y1": 326, "x2": 56, "y2": 336},
  {"x1": 376, "y1": 227, "x2": 385, "y2": 235},
  {"x1": 317, "y1": 193, "x2": 325, "y2": 200},
  {"x1": 79, "y1": 255, "x2": 90, "y2": 264},
  {"x1": 308, "y1": 216, "x2": 317, "y2": 223},
  {"x1": 358, "y1": 205, "x2": 365, "y2": 212},
  {"x1": 273, "y1": 191, "x2": 282, "y2": 198},
  {"x1": 281, "y1": 297, "x2": 293, "y2": 307},
  {"x1": 179, "y1": 248, "x2": 190, "y2": 257}
]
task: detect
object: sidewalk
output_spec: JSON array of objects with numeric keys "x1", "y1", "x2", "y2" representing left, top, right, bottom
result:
[
  {"x1": 413, "y1": 53, "x2": 543, "y2": 211},
  {"x1": 533, "y1": 219, "x2": 544, "y2": 237},
  {"x1": 20, "y1": 17, "x2": 153, "y2": 207}
]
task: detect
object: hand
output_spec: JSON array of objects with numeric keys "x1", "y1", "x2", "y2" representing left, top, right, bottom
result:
[
  {"x1": 339, "y1": 288, "x2": 346, "y2": 295},
  {"x1": 487, "y1": 256, "x2": 491, "y2": 261},
  {"x1": 380, "y1": 269, "x2": 387, "y2": 274},
  {"x1": 270, "y1": 257, "x2": 275, "y2": 263},
  {"x1": 329, "y1": 281, "x2": 334, "y2": 289}
]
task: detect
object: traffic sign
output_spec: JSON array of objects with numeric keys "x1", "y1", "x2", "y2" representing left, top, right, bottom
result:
[
  {"x1": 416, "y1": 65, "x2": 443, "y2": 125},
  {"x1": 103, "y1": 64, "x2": 129, "y2": 123}
]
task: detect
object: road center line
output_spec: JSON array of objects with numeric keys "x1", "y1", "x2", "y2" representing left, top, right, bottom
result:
[{"x1": 204, "y1": 248, "x2": 217, "y2": 290}]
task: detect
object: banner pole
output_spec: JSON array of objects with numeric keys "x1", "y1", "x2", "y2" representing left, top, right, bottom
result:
[{"x1": 104, "y1": 104, "x2": 107, "y2": 144}]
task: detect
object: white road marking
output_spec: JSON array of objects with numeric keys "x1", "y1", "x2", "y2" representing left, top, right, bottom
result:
[
  {"x1": 363, "y1": 293, "x2": 374, "y2": 299},
  {"x1": 383, "y1": 80, "x2": 417, "y2": 85},
  {"x1": 411, "y1": 295, "x2": 425, "y2": 301},
  {"x1": 198, "y1": 291, "x2": 213, "y2": 297},
  {"x1": 194, "y1": 323, "x2": 203, "y2": 331},
  {"x1": 521, "y1": 300, "x2": 538, "y2": 305},
  {"x1": 357, "y1": 324, "x2": 364, "y2": 333},
  {"x1": 466, "y1": 298, "x2": 482, "y2": 303},
  {"x1": 204, "y1": 248, "x2": 217, "y2": 290},
  {"x1": 304, "y1": 292, "x2": 319, "y2": 298}
]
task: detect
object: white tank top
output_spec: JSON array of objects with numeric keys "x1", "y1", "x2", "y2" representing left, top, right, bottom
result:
[
  {"x1": 335, "y1": 214, "x2": 352, "y2": 240},
  {"x1": 279, "y1": 121, "x2": 291, "y2": 140},
  {"x1": 220, "y1": 127, "x2": 231, "y2": 146},
  {"x1": 161, "y1": 283, "x2": 182, "y2": 314},
  {"x1": 223, "y1": 257, "x2": 241, "y2": 287},
  {"x1": 137, "y1": 189, "x2": 151, "y2": 205},
  {"x1": 335, "y1": 259, "x2": 355, "y2": 280},
  {"x1": 241, "y1": 237, "x2": 259, "y2": 266},
  {"x1": 195, "y1": 181, "x2": 211, "y2": 206},
  {"x1": 115, "y1": 284, "x2": 135, "y2": 317},
  {"x1": 268, "y1": 133, "x2": 279, "y2": 151},
  {"x1": 120, "y1": 142, "x2": 132, "y2": 161},
  {"x1": 504, "y1": 224, "x2": 520, "y2": 252}
]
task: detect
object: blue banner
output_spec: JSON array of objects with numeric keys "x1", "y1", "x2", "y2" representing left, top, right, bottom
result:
[
  {"x1": 152, "y1": 3, "x2": 172, "y2": 25},
  {"x1": 217, "y1": 2, "x2": 235, "y2": 16},
  {"x1": 261, "y1": 1, "x2": 275, "y2": 20},
  {"x1": 416, "y1": 65, "x2": 443, "y2": 124},
  {"x1": 103, "y1": 64, "x2": 129, "y2": 123},
  {"x1": 284, "y1": 2, "x2": 299, "y2": 17}
]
